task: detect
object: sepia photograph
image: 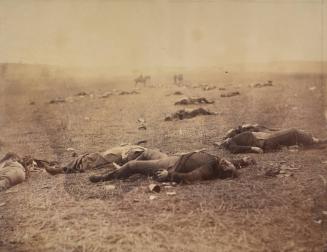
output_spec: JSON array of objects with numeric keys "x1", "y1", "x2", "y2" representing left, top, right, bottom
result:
[{"x1": 0, "y1": 0, "x2": 326, "y2": 251}]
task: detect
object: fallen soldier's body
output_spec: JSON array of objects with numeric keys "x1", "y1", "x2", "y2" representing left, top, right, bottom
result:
[
  {"x1": 99, "y1": 91, "x2": 113, "y2": 98},
  {"x1": 165, "y1": 108, "x2": 217, "y2": 121},
  {"x1": 253, "y1": 82, "x2": 273, "y2": 88},
  {"x1": 218, "y1": 127, "x2": 327, "y2": 153},
  {"x1": 192, "y1": 84, "x2": 216, "y2": 91},
  {"x1": 174, "y1": 97, "x2": 214, "y2": 105},
  {"x1": 222, "y1": 123, "x2": 279, "y2": 139},
  {"x1": 221, "y1": 91, "x2": 240, "y2": 98},
  {"x1": 44, "y1": 145, "x2": 168, "y2": 175},
  {"x1": 118, "y1": 90, "x2": 139, "y2": 95},
  {"x1": 0, "y1": 153, "x2": 30, "y2": 191},
  {"x1": 202, "y1": 85, "x2": 216, "y2": 91},
  {"x1": 166, "y1": 91, "x2": 183, "y2": 96},
  {"x1": 89, "y1": 151, "x2": 255, "y2": 184},
  {"x1": 49, "y1": 97, "x2": 66, "y2": 104}
]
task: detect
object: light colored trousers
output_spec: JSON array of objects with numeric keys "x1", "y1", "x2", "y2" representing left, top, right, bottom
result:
[{"x1": 0, "y1": 161, "x2": 25, "y2": 191}]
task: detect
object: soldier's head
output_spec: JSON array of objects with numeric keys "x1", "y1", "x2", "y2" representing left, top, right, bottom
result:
[{"x1": 218, "y1": 158, "x2": 239, "y2": 178}]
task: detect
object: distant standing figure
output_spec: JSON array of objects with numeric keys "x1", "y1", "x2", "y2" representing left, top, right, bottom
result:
[
  {"x1": 134, "y1": 74, "x2": 151, "y2": 87},
  {"x1": 173, "y1": 74, "x2": 183, "y2": 86}
]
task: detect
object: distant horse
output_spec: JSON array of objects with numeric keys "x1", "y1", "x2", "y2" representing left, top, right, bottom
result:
[
  {"x1": 134, "y1": 75, "x2": 151, "y2": 87},
  {"x1": 173, "y1": 74, "x2": 183, "y2": 85}
]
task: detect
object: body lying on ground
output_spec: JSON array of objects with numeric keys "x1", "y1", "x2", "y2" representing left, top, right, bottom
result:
[
  {"x1": 166, "y1": 91, "x2": 183, "y2": 96},
  {"x1": 165, "y1": 108, "x2": 217, "y2": 121},
  {"x1": 118, "y1": 90, "x2": 139, "y2": 95},
  {"x1": 223, "y1": 123, "x2": 279, "y2": 140},
  {"x1": 0, "y1": 153, "x2": 30, "y2": 191},
  {"x1": 49, "y1": 97, "x2": 65, "y2": 104},
  {"x1": 44, "y1": 145, "x2": 168, "y2": 175},
  {"x1": 253, "y1": 82, "x2": 273, "y2": 88},
  {"x1": 217, "y1": 126, "x2": 326, "y2": 154},
  {"x1": 174, "y1": 97, "x2": 214, "y2": 105},
  {"x1": 192, "y1": 84, "x2": 216, "y2": 91},
  {"x1": 89, "y1": 151, "x2": 255, "y2": 184},
  {"x1": 221, "y1": 91, "x2": 240, "y2": 98}
]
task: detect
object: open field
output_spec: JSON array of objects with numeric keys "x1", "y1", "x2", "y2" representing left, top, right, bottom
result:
[{"x1": 0, "y1": 69, "x2": 327, "y2": 251}]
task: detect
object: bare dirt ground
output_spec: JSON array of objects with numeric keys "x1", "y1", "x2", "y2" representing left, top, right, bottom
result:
[{"x1": 0, "y1": 71, "x2": 327, "y2": 252}]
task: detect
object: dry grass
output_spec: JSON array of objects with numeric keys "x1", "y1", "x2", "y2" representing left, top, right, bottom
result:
[{"x1": 0, "y1": 70, "x2": 326, "y2": 251}]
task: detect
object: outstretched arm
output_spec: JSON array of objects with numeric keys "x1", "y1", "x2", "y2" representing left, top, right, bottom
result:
[{"x1": 90, "y1": 159, "x2": 162, "y2": 182}]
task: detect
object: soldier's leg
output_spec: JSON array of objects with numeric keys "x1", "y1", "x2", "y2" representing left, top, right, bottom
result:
[
  {"x1": 266, "y1": 128, "x2": 315, "y2": 148},
  {"x1": 288, "y1": 128, "x2": 315, "y2": 145},
  {"x1": 0, "y1": 164, "x2": 26, "y2": 190},
  {"x1": 89, "y1": 160, "x2": 162, "y2": 182}
]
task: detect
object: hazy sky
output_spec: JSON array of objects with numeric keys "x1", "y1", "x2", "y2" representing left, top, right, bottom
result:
[{"x1": 0, "y1": 0, "x2": 326, "y2": 69}]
